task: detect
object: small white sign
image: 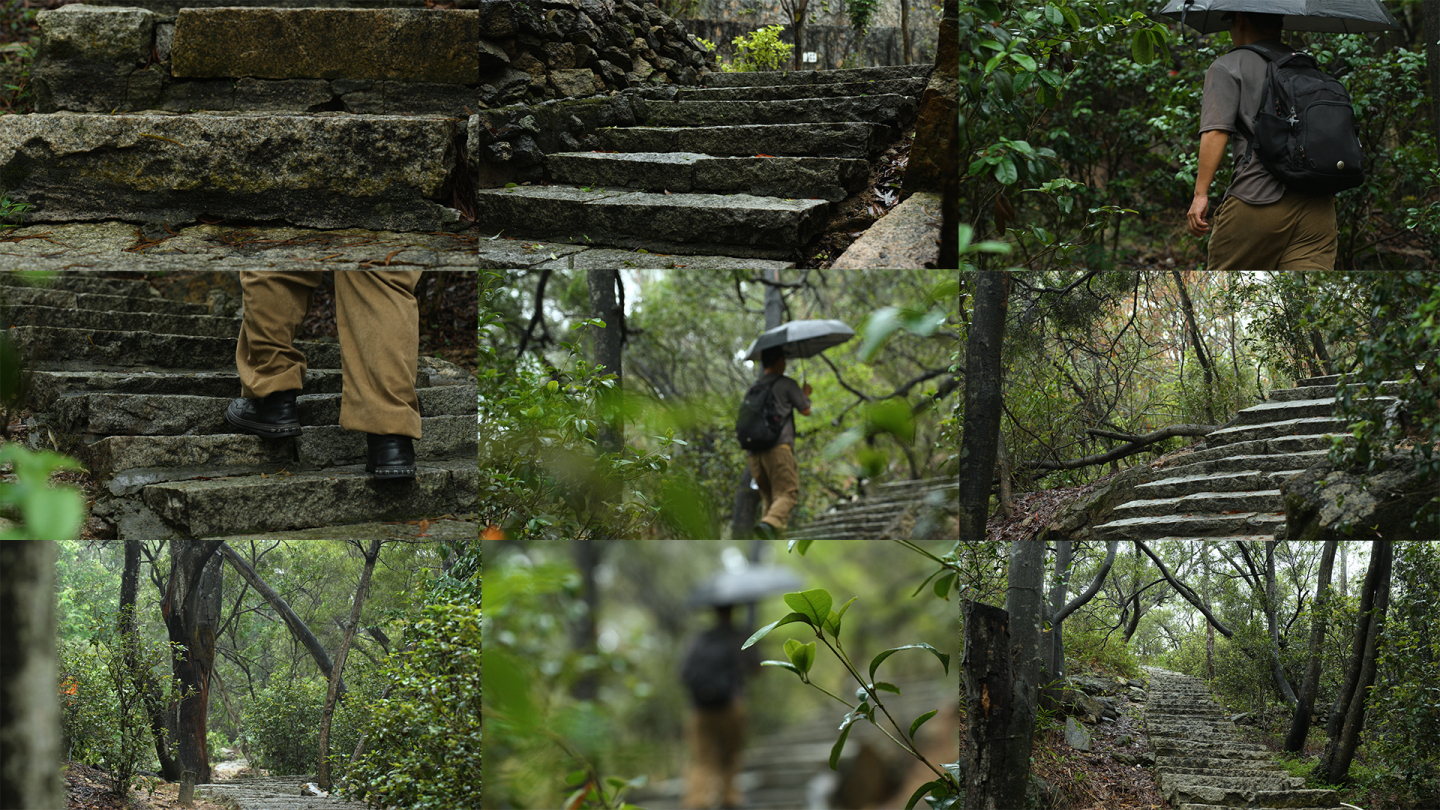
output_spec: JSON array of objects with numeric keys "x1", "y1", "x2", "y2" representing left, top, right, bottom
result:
[{"x1": 803, "y1": 51, "x2": 818, "y2": 63}]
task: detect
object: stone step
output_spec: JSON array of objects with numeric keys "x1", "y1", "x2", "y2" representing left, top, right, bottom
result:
[
  {"x1": 599, "y1": 122, "x2": 885, "y2": 159},
  {"x1": 92, "y1": 414, "x2": 476, "y2": 493},
  {"x1": 8, "y1": 327, "x2": 341, "y2": 371},
  {"x1": 544, "y1": 151, "x2": 868, "y2": 203},
  {"x1": 0, "y1": 272, "x2": 156, "y2": 298},
  {"x1": 1162, "y1": 766, "x2": 1292, "y2": 777},
  {"x1": 1176, "y1": 805, "x2": 1344, "y2": 810},
  {"x1": 6, "y1": 305, "x2": 239, "y2": 338},
  {"x1": 0, "y1": 286, "x2": 212, "y2": 316},
  {"x1": 1170, "y1": 786, "x2": 1340, "y2": 808},
  {"x1": 49, "y1": 385, "x2": 475, "y2": 436},
  {"x1": 473, "y1": 239, "x2": 796, "y2": 270},
  {"x1": 0, "y1": 113, "x2": 463, "y2": 231},
  {"x1": 640, "y1": 94, "x2": 917, "y2": 128},
  {"x1": 1160, "y1": 450, "x2": 1328, "y2": 478},
  {"x1": 643, "y1": 77, "x2": 929, "y2": 102},
  {"x1": 1151, "y1": 743, "x2": 1275, "y2": 758},
  {"x1": 1109, "y1": 489, "x2": 1284, "y2": 520},
  {"x1": 1093, "y1": 512, "x2": 1286, "y2": 542},
  {"x1": 30, "y1": 369, "x2": 348, "y2": 409},
  {"x1": 1157, "y1": 756, "x2": 1298, "y2": 771},
  {"x1": 1134, "y1": 470, "x2": 1300, "y2": 500},
  {"x1": 1295, "y1": 373, "x2": 1343, "y2": 387},
  {"x1": 141, "y1": 456, "x2": 476, "y2": 537},
  {"x1": 211, "y1": 516, "x2": 477, "y2": 543},
  {"x1": 473, "y1": 186, "x2": 829, "y2": 259},
  {"x1": 698, "y1": 64, "x2": 934, "y2": 88},
  {"x1": 1205, "y1": 416, "x2": 1351, "y2": 448},
  {"x1": 1159, "y1": 773, "x2": 1307, "y2": 795},
  {"x1": 1233, "y1": 397, "x2": 1340, "y2": 425},
  {"x1": 1169, "y1": 433, "x2": 1353, "y2": 470},
  {"x1": 1267, "y1": 384, "x2": 1339, "y2": 402}
]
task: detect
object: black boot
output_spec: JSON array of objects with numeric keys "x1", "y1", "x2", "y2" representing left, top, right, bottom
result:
[
  {"x1": 366, "y1": 434, "x2": 416, "y2": 480},
  {"x1": 224, "y1": 390, "x2": 301, "y2": 438}
]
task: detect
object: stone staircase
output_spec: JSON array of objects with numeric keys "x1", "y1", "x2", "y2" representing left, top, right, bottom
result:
[
  {"x1": 0, "y1": 0, "x2": 478, "y2": 270},
  {"x1": 0, "y1": 271, "x2": 477, "y2": 542},
  {"x1": 1092, "y1": 374, "x2": 1395, "y2": 545},
  {"x1": 1143, "y1": 666, "x2": 1346, "y2": 810},
  {"x1": 785, "y1": 476, "x2": 958, "y2": 542},
  {"x1": 472, "y1": 64, "x2": 933, "y2": 269},
  {"x1": 196, "y1": 775, "x2": 369, "y2": 810}
]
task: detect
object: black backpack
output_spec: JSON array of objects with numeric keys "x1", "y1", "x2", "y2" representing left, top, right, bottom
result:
[
  {"x1": 1237, "y1": 42, "x2": 1365, "y2": 196},
  {"x1": 681, "y1": 628, "x2": 744, "y2": 708},
  {"x1": 736, "y1": 374, "x2": 789, "y2": 452}
]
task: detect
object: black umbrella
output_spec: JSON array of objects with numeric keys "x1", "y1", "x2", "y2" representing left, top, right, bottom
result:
[
  {"x1": 742, "y1": 319, "x2": 856, "y2": 362},
  {"x1": 1156, "y1": 0, "x2": 1400, "y2": 33},
  {"x1": 689, "y1": 566, "x2": 804, "y2": 607}
]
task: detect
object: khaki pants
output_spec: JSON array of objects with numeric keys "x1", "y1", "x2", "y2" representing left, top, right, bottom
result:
[
  {"x1": 748, "y1": 443, "x2": 799, "y2": 531},
  {"x1": 682, "y1": 700, "x2": 747, "y2": 810},
  {"x1": 1208, "y1": 191, "x2": 1338, "y2": 270},
  {"x1": 236, "y1": 271, "x2": 423, "y2": 438}
]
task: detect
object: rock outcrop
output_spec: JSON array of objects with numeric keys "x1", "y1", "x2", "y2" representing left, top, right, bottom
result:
[{"x1": 1283, "y1": 449, "x2": 1439, "y2": 542}]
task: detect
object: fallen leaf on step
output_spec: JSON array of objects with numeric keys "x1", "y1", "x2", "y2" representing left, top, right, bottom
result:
[
  {"x1": 756, "y1": 153, "x2": 775, "y2": 157},
  {"x1": 483, "y1": 524, "x2": 505, "y2": 540}
]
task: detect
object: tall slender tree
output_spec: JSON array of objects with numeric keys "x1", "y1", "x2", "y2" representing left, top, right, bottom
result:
[
  {"x1": 317, "y1": 536, "x2": 385, "y2": 792},
  {"x1": 0, "y1": 541, "x2": 61, "y2": 810},
  {"x1": 1285, "y1": 539, "x2": 1337, "y2": 753},
  {"x1": 1316, "y1": 540, "x2": 1394, "y2": 784},
  {"x1": 957, "y1": 271, "x2": 1008, "y2": 544},
  {"x1": 161, "y1": 539, "x2": 226, "y2": 785}
]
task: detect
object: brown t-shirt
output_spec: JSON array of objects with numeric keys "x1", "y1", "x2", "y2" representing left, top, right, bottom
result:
[
  {"x1": 760, "y1": 373, "x2": 809, "y2": 449},
  {"x1": 1199, "y1": 40, "x2": 1290, "y2": 206}
]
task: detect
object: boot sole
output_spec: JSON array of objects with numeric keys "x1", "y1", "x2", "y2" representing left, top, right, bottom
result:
[
  {"x1": 366, "y1": 464, "x2": 416, "y2": 480},
  {"x1": 224, "y1": 410, "x2": 302, "y2": 438}
]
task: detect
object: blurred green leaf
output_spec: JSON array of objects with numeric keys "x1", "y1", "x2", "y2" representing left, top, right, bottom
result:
[
  {"x1": 909, "y1": 708, "x2": 939, "y2": 739},
  {"x1": 783, "y1": 588, "x2": 833, "y2": 625},
  {"x1": 741, "y1": 612, "x2": 811, "y2": 649}
]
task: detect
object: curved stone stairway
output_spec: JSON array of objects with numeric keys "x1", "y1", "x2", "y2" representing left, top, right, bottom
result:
[
  {"x1": 1143, "y1": 666, "x2": 1346, "y2": 810},
  {"x1": 473, "y1": 64, "x2": 933, "y2": 269},
  {"x1": 1093, "y1": 374, "x2": 1394, "y2": 545},
  {"x1": 196, "y1": 776, "x2": 370, "y2": 810},
  {"x1": 0, "y1": 271, "x2": 477, "y2": 542}
]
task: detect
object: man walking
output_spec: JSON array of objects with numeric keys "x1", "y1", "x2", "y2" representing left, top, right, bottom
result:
[
  {"x1": 1187, "y1": 10, "x2": 1339, "y2": 269},
  {"x1": 222, "y1": 271, "x2": 424, "y2": 479},
  {"x1": 748, "y1": 346, "x2": 811, "y2": 540},
  {"x1": 680, "y1": 603, "x2": 758, "y2": 810}
]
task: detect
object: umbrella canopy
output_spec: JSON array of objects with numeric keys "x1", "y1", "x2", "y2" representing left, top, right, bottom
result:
[
  {"x1": 1155, "y1": 0, "x2": 1400, "y2": 33},
  {"x1": 743, "y1": 319, "x2": 856, "y2": 363},
  {"x1": 689, "y1": 567, "x2": 803, "y2": 607}
]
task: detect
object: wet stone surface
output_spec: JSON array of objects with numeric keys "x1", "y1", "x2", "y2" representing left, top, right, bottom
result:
[{"x1": 0, "y1": 221, "x2": 477, "y2": 269}]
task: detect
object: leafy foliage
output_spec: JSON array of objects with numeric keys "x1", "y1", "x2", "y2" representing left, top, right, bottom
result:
[
  {"x1": 1369, "y1": 543, "x2": 1440, "y2": 808},
  {"x1": 240, "y1": 664, "x2": 367, "y2": 777},
  {"x1": 728, "y1": 25, "x2": 793, "y2": 72},
  {"x1": 343, "y1": 603, "x2": 482, "y2": 810}
]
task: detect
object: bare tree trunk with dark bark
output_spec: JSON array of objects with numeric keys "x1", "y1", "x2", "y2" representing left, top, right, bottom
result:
[
  {"x1": 1172, "y1": 270, "x2": 1216, "y2": 423},
  {"x1": 162, "y1": 540, "x2": 226, "y2": 785},
  {"x1": 1285, "y1": 539, "x2": 1337, "y2": 753},
  {"x1": 997, "y1": 540, "x2": 1045, "y2": 808},
  {"x1": 963, "y1": 600, "x2": 1012, "y2": 810},
  {"x1": 571, "y1": 537, "x2": 603, "y2": 701},
  {"x1": 588, "y1": 269, "x2": 624, "y2": 456},
  {"x1": 317, "y1": 537, "x2": 384, "y2": 792},
  {"x1": 1041, "y1": 540, "x2": 1072, "y2": 712},
  {"x1": 1263, "y1": 541, "x2": 1299, "y2": 708},
  {"x1": 1202, "y1": 543, "x2": 1215, "y2": 681},
  {"x1": 0, "y1": 541, "x2": 61, "y2": 810},
  {"x1": 1316, "y1": 540, "x2": 1393, "y2": 785},
  {"x1": 958, "y1": 271, "x2": 1008, "y2": 543}
]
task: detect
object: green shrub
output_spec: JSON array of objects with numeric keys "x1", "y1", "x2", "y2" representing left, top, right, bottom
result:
[
  {"x1": 58, "y1": 614, "x2": 172, "y2": 799},
  {"x1": 241, "y1": 665, "x2": 367, "y2": 777},
  {"x1": 342, "y1": 603, "x2": 481, "y2": 810},
  {"x1": 727, "y1": 25, "x2": 792, "y2": 73},
  {"x1": 1063, "y1": 622, "x2": 1139, "y2": 680}
]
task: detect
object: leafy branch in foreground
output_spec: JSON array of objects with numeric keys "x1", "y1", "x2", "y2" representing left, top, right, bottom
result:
[{"x1": 743, "y1": 587, "x2": 960, "y2": 810}]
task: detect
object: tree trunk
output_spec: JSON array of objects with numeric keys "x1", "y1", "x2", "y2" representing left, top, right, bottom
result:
[
  {"x1": 1041, "y1": 540, "x2": 1072, "y2": 711},
  {"x1": 0, "y1": 541, "x2": 61, "y2": 810},
  {"x1": 218, "y1": 543, "x2": 345, "y2": 696},
  {"x1": 1316, "y1": 540, "x2": 1393, "y2": 785},
  {"x1": 1338, "y1": 541, "x2": 1347, "y2": 597},
  {"x1": 962, "y1": 600, "x2": 1012, "y2": 810},
  {"x1": 317, "y1": 537, "x2": 384, "y2": 792},
  {"x1": 1285, "y1": 539, "x2": 1337, "y2": 753},
  {"x1": 900, "y1": 0, "x2": 911, "y2": 63},
  {"x1": 730, "y1": 269, "x2": 783, "y2": 539},
  {"x1": 792, "y1": 6, "x2": 807, "y2": 71},
  {"x1": 161, "y1": 540, "x2": 226, "y2": 785},
  {"x1": 587, "y1": 269, "x2": 624, "y2": 456},
  {"x1": 1136, "y1": 541, "x2": 1234, "y2": 637},
  {"x1": 997, "y1": 540, "x2": 1045, "y2": 808},
  {"x1": 1425, "y1": 0, "x2": 1440, "y2": 150},
  {"x1": 1172, "y1": 270, "x2": 1216, "y2": 423},
  {"x1": 1262, "y1": 541, "x2": 1299, "y2": 708},
  {"x1": 996, "y1": 431, "x2": 1014, "y2": 519},
  {"x1": 120, "y1": 539, "x2": 183, "y2": 781},
  {"x1": 957, "y1": 271, "x2": 1008, "y2": 543},
  {"x1": 571, "y1": 537, "x2": 603, "y2": 701},
  {"x1": 1202, "y1": 543, "x2": 1215, "y2": 681}
]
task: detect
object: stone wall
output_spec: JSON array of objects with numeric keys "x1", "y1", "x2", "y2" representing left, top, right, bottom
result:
[
  {"x1": 480, "y1": 0, "x2": 718, "y2": 108},
  {"x1": 691, "y1": 0, "x2": 919, "y2": 30},
  {"x1": 685, "y1": 19, "x2": 936, "y2": 70},
  {"x1": 33, "y1": 5, "x2": 477, "y2": 117}
]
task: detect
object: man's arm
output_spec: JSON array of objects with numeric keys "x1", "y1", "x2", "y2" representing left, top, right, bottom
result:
[
  {"x1": 1188, "y1": 129, "x2": 1230, "y2": 237},
  {"x1": 799, "y1": 382, "x2": 812, "y2": 416}
]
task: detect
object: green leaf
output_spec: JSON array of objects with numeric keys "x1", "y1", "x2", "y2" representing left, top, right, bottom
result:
[
  {"x1": 546, "y1": 380, "x2": 559, "y2": 393},
  {"x1": 741, "y1": 612, "x2": 811, "y2": 649},
  {"x1": 829, "y1": 713, "x2": 858, "y2": 769},
  {"x1": 867, "y1": 399, "x2": 915, "y2": 444},
  {"x1": 787, "y1": 537, "x2": 816, "y2": 555},
  {"x1": 873, "y1": 681, "x2": 901, "y2": 695},
  {"x1": 994, "y1": 156, "x2": 1017, "y2": 185},
  {"x1": 905, "y1": 780, "x2": 943, "y2": 810},
  {"x1": 859, "y1": 306, "x2": 903, "y2": 361},
  {"x1": 1131, "y1": 28, "x2": 1154, "y2": 64},
  {"x1": 1061, "y1": 5, "x2": 1081, "y2": 29},
  {"x1": 991, "y1": 68, "x2": 1013, "y2": 102},
  {"x1": 783, "y1": 589, "x2": 833, "y2": 626},
  {"x1": 869, "y1": 643, "x2": 952, "y2": 682},
  {"x1": 909, "y1": 708, "x2": 939, "y2": 739},
  {"x1": 784, "y1": 638, "x2": 816, "y2": 674},
  {"x1": 822, "y1": 596, "x2": 857, "y2": 637},
  {"x1": 26, "y1": 487, "x2": 84, "y2": 543},
  {"x1": 566, "y1": 770, "x2": 588, "y2": 787},
  {"x1": 1044, "y1": 3, "x2": 1063, "y2": 25},
  {"x1": 1010, "y1": 52, "x2": 1037, "y2": 72},
  {"x1": 934, "y1": 572, "x2": 957, "y2": 600},
  {"x1": 760, "y1": 660, "x2": 803, "y2": 677},
  {"x1": 481, "y1": 648, "x2": 539, "y2": 728}
]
